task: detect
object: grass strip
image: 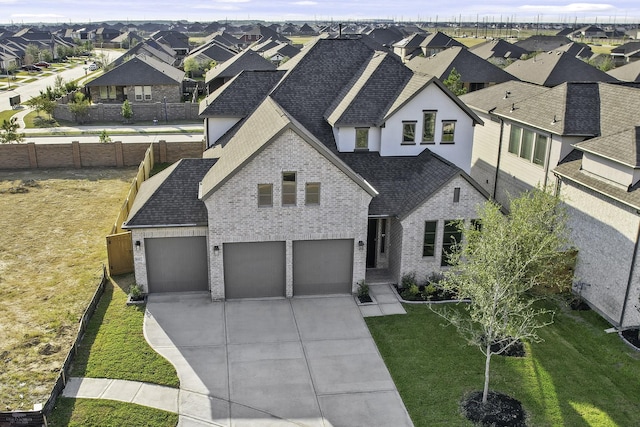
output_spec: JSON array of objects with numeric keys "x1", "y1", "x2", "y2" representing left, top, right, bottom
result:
[
  {"x1": 48, "y1": 397, "x2": 178, "y2": 427},
  {"x1": 367, "y1": 303, "x2": 640, "y2": 426}
]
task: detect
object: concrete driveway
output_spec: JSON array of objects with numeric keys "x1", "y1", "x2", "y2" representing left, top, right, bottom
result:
[{"x1": 144, "y1": 293, "x2": 413, "y2": 427}]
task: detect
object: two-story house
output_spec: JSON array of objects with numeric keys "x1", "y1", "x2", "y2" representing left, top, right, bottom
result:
[
  {"x1": 124, "y1": 36, "x2": 489, "y2": 300},
  {"x1": 461, "y1": 80, "x2": 640, "y2": 329}
]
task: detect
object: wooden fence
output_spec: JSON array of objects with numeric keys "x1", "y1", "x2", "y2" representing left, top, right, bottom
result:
[
  {"x1": 0, "y1": 267, "x2": 108, "y2": 426},
  {"x1": 106, "y1": 143, "x2": 155, "y2": 276}
]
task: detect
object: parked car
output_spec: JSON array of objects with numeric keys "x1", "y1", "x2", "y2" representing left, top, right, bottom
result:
[
  {"x1": 88, "y1": 63, "x2": 99, "y2": 71},
  {"x1": 34, "y1": 61, "x2": 51, "y2": 68},
  {"x1": 21, "y1": 64, "x2": 42, "y2": 72}
]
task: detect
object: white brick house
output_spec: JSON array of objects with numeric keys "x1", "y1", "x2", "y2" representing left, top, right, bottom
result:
[
  {"x1": 125, "y1": 36, "x2": 490, "y2": 300},
  {"x1": 462, "y1": 80, "x2": 640, "y2": 329}
]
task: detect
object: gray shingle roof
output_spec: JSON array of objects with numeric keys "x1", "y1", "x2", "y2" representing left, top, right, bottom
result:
[
  {"x1": 575, "y1": 127, "x2": 640, "y2": 167},
  {"x1": 555, "y1": 153, "x2": 640, "y2": 210},
  {"x1": 325, "y1": 52, "x2": 413, "y2": 126},
  {"x1": 124, "y1": 158, "x2": 218, "y2": 228},
  {"x1": 469, "y1": 39, "x2": 530, "y2": 61},
  {"x1": 419, "y1": 32, "x2": 465, "y2": 50},
  {"x1": 205, "y1": 48, "x2": 275, "y2": 83},
  {"x1": 504, "y1": 51, "x2": 618, "y2": 87},
  {"x1": 86, "y1": 55, "x2": 184, "y2": 87},
  {"x1": 607, "y1": 60, "x2": 640, "y2": 82},
  {"x1": 339, "y1": 149, "x2": 484, "y2": 218},
  {"x1": 407, "y1": 46, "x2": 517, "y2": 84},
  {"x1": 514, "y1": 35, "x2": 572, "y2": 52},
  {"x1": 199, "y1": 70, "x2": 285, "y2": 117}
]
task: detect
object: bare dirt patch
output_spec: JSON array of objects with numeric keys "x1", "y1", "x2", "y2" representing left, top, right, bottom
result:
[{"x1": 0, "y1": 167, "x2": 136, "y2": 410}]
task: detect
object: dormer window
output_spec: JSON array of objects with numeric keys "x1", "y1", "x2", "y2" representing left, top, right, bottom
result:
[{"x1": 355, "y1": 128, "x2": 369, "y2": 150}]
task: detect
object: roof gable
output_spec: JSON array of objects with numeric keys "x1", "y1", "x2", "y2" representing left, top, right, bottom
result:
[
  {"x1": 205, "y1": 48, "x2": 275, "y2": 83},
  {"x1": 86, "y1": 55, "x2": 184, "y2": 87},
  {"x1": 575, "y1": 126, "x2": 640, "y2": 167}
]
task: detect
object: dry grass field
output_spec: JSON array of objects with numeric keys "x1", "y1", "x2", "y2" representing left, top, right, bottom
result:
[{"x1": 0, "y1": 167, "x2": 136, "y2": 410}]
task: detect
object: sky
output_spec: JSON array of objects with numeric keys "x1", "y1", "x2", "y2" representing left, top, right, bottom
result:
[{"x1": 2, "y1": 0, "x2": 640, "y2": 25}]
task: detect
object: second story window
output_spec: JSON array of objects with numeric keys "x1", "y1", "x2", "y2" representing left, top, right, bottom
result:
[
  {"x1": 305, "y1": 182, "x2": 320, "y2": 205},
  {"x1": 422, "y1": 111, "x2": 436, "y2": 142},
  {"x1": 403, "y1": 121, "x2": 416, "y2": 144},
  {"x1": 355, "y1": 128, "x2": 369, "y2": 150},
  {"x1": 441, "y1": 121, "x2": 456, "y2": 143},
  {"x1": 508, "y1": 125, "x2": 548, "y2": 167},
  {"x1": 282, "y1": 172, "x2": 296, "y2": 206}
]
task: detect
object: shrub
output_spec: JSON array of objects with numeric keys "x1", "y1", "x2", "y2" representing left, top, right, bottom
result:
[
  {"x1": 357, "y1": 280, "x2": 369, "y2": 297},
  {"x1": 128, "y1": 283, "x2": 143, "y2": 301}
]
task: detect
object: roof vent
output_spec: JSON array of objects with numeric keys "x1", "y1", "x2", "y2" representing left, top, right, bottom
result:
[
  {"x1": 503, "y1": 91, "x2": 510, "y2": 99},
  {"x1": 552, "y1": 114, "x2": 557, "y2": 124},
  {"x1": 510, "y1": 103, "x2": 516, "y2": 112}
]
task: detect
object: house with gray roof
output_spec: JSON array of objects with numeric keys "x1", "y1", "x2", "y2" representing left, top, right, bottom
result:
[
  {"x1": 610, "y1": 41, "x2": 640, "y2": 66},
  {"x1": 469, "y1": 39, "x2": 530, "y2": 66},
  {"x1": 607, "y1": 60, "x2": 640, "y2": 82},
  {"x1": 419, "y1": 31, "x2": 465, "y2": 56},
  {"x1": 514, "y1": 35, "x2": 572, "y2": 52},
  {"x1": 86, "y1": 54, "x2": 185, "y2": 103},
  {"x1": 504, "y1": 50, "x2": 618, "y2": 87},
  {"x1": 407, "y1": 46, "x2": 518, "y2": 92},
  {"x1": 204, "y1": 48, "x2": 275, "y2": 94},
  {"x1": 124, "y1": 36, "x2": 489, "y2": 301},
  {"x1": 461, "y1": 80, "x2": 640, "y2": 329}
]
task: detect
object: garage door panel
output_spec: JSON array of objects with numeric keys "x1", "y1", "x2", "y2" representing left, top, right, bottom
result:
[
  {"x1": 146, "y1": 237, "x2": 208, "y2": 293},
  {"x1": 224, "y1": 241, "x2": 286, "y2": 299},
  {"x1": 293, "y1": 239, "x2": 353, "y2": 296}
]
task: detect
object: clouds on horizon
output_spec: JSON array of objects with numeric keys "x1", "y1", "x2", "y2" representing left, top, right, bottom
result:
[{"x1": 3, "y1": 0, "x2": 640, "y2": 24}]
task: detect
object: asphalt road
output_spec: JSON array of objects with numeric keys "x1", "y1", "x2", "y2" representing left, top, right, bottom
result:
[{"x1": 0, "y1": 49, "x2": 123, "y2": 111}]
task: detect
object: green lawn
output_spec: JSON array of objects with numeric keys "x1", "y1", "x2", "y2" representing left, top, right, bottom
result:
[
  {"x1": 48, "y1": 398, "x2": 178, "y2": 427},
  {"x1": 367, "y1": 303, "x2": 640, "y2": 426},
  {"x1": 69, "y1": 274, "x2": 179, "y2": 388}
]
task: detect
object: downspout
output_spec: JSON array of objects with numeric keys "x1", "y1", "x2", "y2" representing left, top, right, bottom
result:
[
  {"x1": 542, "y1": 133, "x2": 553, "y2": 188},
  {"x1": 619, "y1": 218, "x2": 640, "y2": 327},
  {"x1": 492, "y1": 116, "x2": 504, "y2": 200}
]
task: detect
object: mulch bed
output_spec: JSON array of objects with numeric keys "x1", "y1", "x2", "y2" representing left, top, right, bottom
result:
[
  {"x1": 394, "y1": 284, "x2": 458, "y2": 302},
  {"x1": 461, "y1": 390, "x2": 527, "y2": 427},
  {"x1": 486, "y1": 338, "x2": 526, "y2": 358},
  {"x1": 621, "y1": 329, "x2": 640, "y2": 350},
  {"x1": 357, "y1": 294, "x2": 373, "y2": 304}
]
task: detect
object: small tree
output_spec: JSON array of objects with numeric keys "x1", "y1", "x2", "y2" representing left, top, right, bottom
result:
[
  {"x1": 99, "y1": 129, "x2": 112, "y2": 143},
  {"x1": 121, "y1": 100, "x2": 133, "y2": 123},
  {"x1": 0, "y1": 117, "x2": 25, "y2": 144},
  {"x1": 435, "y1": 188, "x2": 570, "y2": 405},
  {"x1": 183, "y1": 57, "x2": 199, "y2": 78},
  {"x1": 68, "y1": 92, "x2": 91, "y2": 124},
  {"x1": 443, "y1": 67, "x2": 467, "y2": 96}
]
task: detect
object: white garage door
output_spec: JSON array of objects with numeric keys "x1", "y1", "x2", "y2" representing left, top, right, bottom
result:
[
  {"x1": 223, "y1": 241, "x2": 286, "y2": 299},
  {"x1": 145, "y1": 237, "x2": 208, "y2": 293},
  {"x1": 293, "y1": 239, "x2": 354, "y2": 296}
]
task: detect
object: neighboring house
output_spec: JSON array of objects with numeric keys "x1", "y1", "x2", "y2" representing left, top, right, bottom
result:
[
  {"x1": 392, "y1": 33, "x2": 427, "y2": 62},
  {"x1": 460, "y1": 80, "x2": 640, "y2": 329},
  {"x1": 610, "y1": 41, "x2": 640, "y2": 66},
  {"x1": 204, "y1": 48, "x2": 275, "y2": 94},
  {"x1": 554, "y1": 41, "x2": 593, "y2": 60},
  {"x1": 261, "y1": 42, "x2": 300, "y2": 65},
  {"x1": 514, "y1": 35, "x2": 572, "y2": 53},
  {"x1": 504, "y1": 50, "x2": 618, "y2": 87},
  {"x1": 570, "y1": 25, "x2": 607, "y2": 40},
  {"x1": 86, "y1": 54, "x2": 185, "y2": 103},
  {"x1": 95, "y1": 26, "x2": 121, "y2": 43},
  {"x1": 150, "y1": 30, "x2": 191, "y2": 57},
  {"x1": 125, "y1": 37, "x2": 489, "y2": 301},
  {"x1": 112, "y1": 39, "x2": 178, "y2": 67},
  {"x1": 407, "y1": 46, "x2": 518, "y2": 92},
  {"x1": 419, "y1": 31, "x2": 465, "y2": 56},
  {"x1": 469, "y1": 39, "x2": 530, "y2": 65},
  {"x1": 607, "y1": 60, "x2": 640, "y2": 82}
]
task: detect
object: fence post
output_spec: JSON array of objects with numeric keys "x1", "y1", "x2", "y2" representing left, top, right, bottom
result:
[
  {"x1": 114, "y1": 141, "x2": 124, "y2": 167},
  {"x1": 72, "y1": 141, "x2": 81, "y2": 168},
  {"x1": 27, "y1": 143, "x2": 38, "y2": 169}
]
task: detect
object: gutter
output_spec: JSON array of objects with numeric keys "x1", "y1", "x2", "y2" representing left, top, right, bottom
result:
[
  {"x1": 492, "y1": 116, "x2": 504, "y2": 200},
  {"x1": 620, "y1": 219, "x2": 640, "y2": 327},
  {"x1": 122, "y1": 223, "x2": 206, "y2": 229}
]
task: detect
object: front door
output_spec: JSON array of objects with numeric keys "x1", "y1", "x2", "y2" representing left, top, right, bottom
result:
[{"x1": 366, "y1": 218, "x2": 377, "y2": 268}]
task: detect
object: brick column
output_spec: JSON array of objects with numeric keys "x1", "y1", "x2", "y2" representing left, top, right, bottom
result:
[
  {"x1": 27, "y1": 143, "x2": 38, "y2": 168},
  {"x1": 72, "y1": 141, "x2": 81, "y2": 168},
  {"x1": 114, "y1": 141, "x2": 124, "y2": 167}
]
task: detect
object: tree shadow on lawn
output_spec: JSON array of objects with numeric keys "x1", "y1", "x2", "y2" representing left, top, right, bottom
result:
[{"x1": 499, "y1": 308, "x2": 640, "y2": 427}]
